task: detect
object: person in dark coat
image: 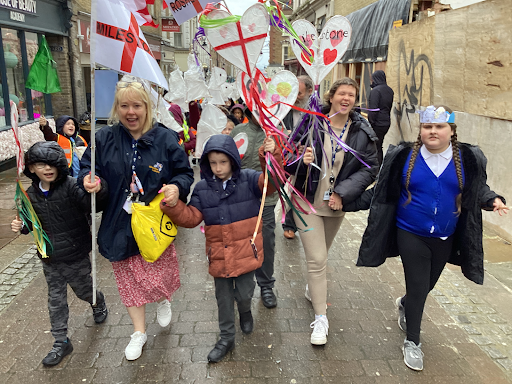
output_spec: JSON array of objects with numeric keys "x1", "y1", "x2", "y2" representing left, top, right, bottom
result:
[
  {"x1": 347, "y1": 105, "x2": 508, "y2": 371},
  {"x1": 78, "y1": 78, "x2": 194, "y2": 361},
  {"x1": 160, "y1": 134, "x2": 282, "y2": 363},
  {"x1": 368, "y1": 70, "x2": 394, "y2": 165},
  {"x1": 11, "y1": 141, "x2": 108, "y2": 367},
  {"x1": 285, "y1": 77, "x2": 379, "y2": 346}
]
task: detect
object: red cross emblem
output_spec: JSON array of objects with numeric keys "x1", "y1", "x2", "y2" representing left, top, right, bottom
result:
[
  {"x1": 214, "y1": 21, "x2": 267, "y2": 75},
  {"x1": 96, "y1": 13, "x2": 154, "y2": 73}
]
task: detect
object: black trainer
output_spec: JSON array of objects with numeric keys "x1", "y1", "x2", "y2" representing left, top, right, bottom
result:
[
  {"x1": 239, "y1": 310, "x2": 254, "y2": 334},
  {"x1": 261, "y1": 287, "x2": 277, "y2": 308},
  {"x1": 92, "y1": 298, "x2": 108, "y2": 324},
  {"x1": 207, "y1": 339, "x2": 235, "y2": 363},
  {"x1": 42, "y1": 338, "x2": 73, "y2": 366}
]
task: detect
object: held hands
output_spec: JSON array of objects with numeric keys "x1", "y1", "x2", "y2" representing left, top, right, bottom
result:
[
  {"x1": 263, "y1": 137, "x2": 275, "y2": 153},
  {"x1": 329, "y1": 192, "x2": 343, "y2": 211},
  {"x1": 160, "y1": 184, "x2": 180, "y2": 207},
  {"x1": 83, "y1": 173, "x2": 102, "y2": 193},
  {"x1": 39, "y1": 116, "x2": 47, "y2": 127},
  {"x1": 493, "y1": 198, "x2": 509, "y2": 216},
  {"x1": 302, "y1": 147, "x2": 314, "y2": 166},
  {"x1": 11, "y1": 218, "x2": 23, "y2": 232}
]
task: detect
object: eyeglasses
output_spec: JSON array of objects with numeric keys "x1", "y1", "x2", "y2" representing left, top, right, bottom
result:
[
  {"x1": 33, "y1": 162, "x2": 50, "y2": 169},
  {"x1": 116, "y1": 81, "x2": 144, "y2": 90}
]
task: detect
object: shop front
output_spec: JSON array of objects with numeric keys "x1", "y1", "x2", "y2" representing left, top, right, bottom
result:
[{"x1": 0, "y1": 0, "x2": 69, "y2": 168}]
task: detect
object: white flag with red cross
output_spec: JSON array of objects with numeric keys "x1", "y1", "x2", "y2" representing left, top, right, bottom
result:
[
  {"x1": 91, "y1": 0, "x2": 168, "y2": 90},
  {"x1": 119, "y1": 0, "x2": 159, "y2": 28},
  {"x1": 164, "y1": 0, "x2": 221, "y2": 25}
]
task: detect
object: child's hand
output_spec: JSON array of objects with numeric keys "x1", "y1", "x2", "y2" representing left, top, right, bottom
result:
[
  {"x1": 263, "y1": 137, "x2": 275, "y2": 153},
  {"x1": 11, "y1": 218, "x2": 23, "y2": 232},
  {"x1": 493, "y1": 198, "x2": 509, "y2": 216},
  {"x1": 328, "y1": 192, "x2": 343, "y2": 211},
  {"x1": 160, "y1": 184, "x2": 179, "y2": 207},
  {"x1": 302, "y1": 147, "x2": 314, "y2": 165},
  {"x1": 83, "y1": 173, "x2": 102, "y2": 193},
  {"x1": 39, "y1": 116, "x2": 47, "y2": 127}
]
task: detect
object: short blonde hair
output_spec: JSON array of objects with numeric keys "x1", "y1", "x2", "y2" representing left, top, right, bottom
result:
[{"x1": 108, "y1": 84, "x2": 154, "y2": 134}]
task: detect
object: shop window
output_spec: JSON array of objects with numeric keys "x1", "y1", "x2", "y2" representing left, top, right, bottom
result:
[
  {"x1": 0, "y1": 29, "x2": 50, "y2": 129},
  {"x1": 2, "y1": 29, "x2": 26, "y2": 122},
  {"x1": 174, "y1": 33, "x2": 182, "y2": 48}
]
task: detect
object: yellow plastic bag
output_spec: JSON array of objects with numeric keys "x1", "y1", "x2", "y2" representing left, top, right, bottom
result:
[{"x1": 131, "y1": 193, "x2": 177, "y2": 263}]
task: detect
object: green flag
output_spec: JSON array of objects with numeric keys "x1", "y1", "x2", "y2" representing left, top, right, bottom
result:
[{"x1": 25, "y1": 35, "x2": 61, "y2": 94}]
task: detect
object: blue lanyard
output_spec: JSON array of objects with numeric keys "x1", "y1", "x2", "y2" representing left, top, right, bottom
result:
[
  {"x1": 130, "y1": 140, "x2": 144, "y2": 195},
  {"x1": 330, "y1": 119, "x2": 349, "y2": 168}
]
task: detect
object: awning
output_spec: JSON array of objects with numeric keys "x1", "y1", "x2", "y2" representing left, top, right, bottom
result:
[{"x1": 342, "y1": 0, "x2": 410, "y2": 63}]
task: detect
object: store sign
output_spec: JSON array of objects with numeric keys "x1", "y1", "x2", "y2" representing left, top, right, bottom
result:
[
  {"x1": 0, "y1": 0, "x2": 37, "y2": 14},
  {"x1": 79, "y1": 19, "x2": 91, "y2": 53},
  {"x1": 146, "y1": 38, "x2": 161, "y2": 60},
  {"x1": 10, "y1": 10, "x2": 25, "y2": 21},
  {"x1": 162, "y1": 18, "x2": 180, "y2": 32}
]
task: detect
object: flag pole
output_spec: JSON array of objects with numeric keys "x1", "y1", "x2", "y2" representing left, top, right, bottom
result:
[{"x1": 90, "y1": 0, "x2": 98, "y2": 306}]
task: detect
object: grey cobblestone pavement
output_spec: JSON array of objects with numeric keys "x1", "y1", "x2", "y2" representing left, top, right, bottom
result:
[{"x1": 0, "y1": 207, "x2": 511, "y2": 383}]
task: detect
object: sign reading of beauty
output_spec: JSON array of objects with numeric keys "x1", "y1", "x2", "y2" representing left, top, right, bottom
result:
[{"x1": 0, "y1": 0, "x2": 37, "y2": 14}]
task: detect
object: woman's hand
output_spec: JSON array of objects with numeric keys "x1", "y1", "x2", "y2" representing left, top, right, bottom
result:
[
  {"x1": 263, "y1": 137, "x2": 275, "y2": 153},
  {"x1": 329, "y1": 192, "x2": 343, "y2": 211},
  {"x1": 160, "y1": 184, "x2": 180, "y2": 207},
  {"x1": 11, "y1": 218, "x2": 23, "y2": 232},
  {"x1": 39, "y1": 116, "x2": 47, "y2": 127},
  {"x1": 302, "y1": 147, "x2": 314, "y2": 166},
  {"x1": 493, "y1": 198, "x2": 509, "y2": 216},
  {"x1": 83, "y1": 173, "x2": 102, "y2": 193}
]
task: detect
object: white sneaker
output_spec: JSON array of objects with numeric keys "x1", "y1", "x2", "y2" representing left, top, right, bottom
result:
[
  {"x1": 157, "y1": 299, "x2": 172, "y2": 327},
  {"x1": 305, "y1": 284, "x2": 312, "y2": 302},
  {"x1": 125, "y1": 331, "x2": 147, "y2": 360},
  {"x1": 310, "y1": 316, "x2": 329, "y2": 345}
]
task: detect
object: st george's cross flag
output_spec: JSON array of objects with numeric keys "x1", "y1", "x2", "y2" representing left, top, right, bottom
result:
[
  {"x1": 91, "y1": 0, "x2": 168, "y2": 89},
  {"x1": 119, "y1": 0, "x2": 159, "y2": 28}
]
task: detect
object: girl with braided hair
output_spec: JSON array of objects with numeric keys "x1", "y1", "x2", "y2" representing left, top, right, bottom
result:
[{"x1": 346, "y1": 105, "x2": 508, "y2": 371}]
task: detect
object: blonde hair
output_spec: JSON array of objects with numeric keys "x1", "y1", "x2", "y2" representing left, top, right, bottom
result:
[
  {"x1": 403, "y1": 105, "x2": 463, "y2": 214},
  {"x1": 108, "y1": 85, "x2": 154, "y2": 135}
]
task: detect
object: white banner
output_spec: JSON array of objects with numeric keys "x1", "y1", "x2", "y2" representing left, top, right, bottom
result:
[
  {"x1": 91, "y1": 0, "x2": 168, "y2": 89},
  {"x1": 164, "y1": 0, "x2": 220, "y2": 25}
]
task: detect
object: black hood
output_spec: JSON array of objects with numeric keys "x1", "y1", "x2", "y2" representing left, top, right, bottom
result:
[
  {"x1": 200, "y1": 134, "x2": 242, "y2": 180},
  {"x1": 55, "y1": 115, "x2": 79, "y2": 138},
  {"x1": 23, "y1": 141, "x2": 69, "y2": 183},
  {"x1": 371, "y1": 70, "x2": 387, "y2": 88}
]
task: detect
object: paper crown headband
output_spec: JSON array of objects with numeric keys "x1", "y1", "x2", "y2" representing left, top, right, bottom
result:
[{"x1": 417, "y1": 106, "x2": 455, "y2": 124}]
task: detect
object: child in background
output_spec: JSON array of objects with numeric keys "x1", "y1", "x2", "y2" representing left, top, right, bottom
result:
[
  {"x1": 11, "y1": 141, "x2": 108, "y2": 367},
  {"x1": 39, "y1": 115, "x2": 88, "y2": 177},
  {"x1": 230, "y1": 104, "x2": 248, "y2": 124},
  {"x1": 222, "y1": 115, "x2": 238, "y2": 135},
  {"x1": 169, "y1": 104, "x2": 196, "y2": 157},
  {"x1": 160, "y1": 134, "x2": 281, "y2": 363}
]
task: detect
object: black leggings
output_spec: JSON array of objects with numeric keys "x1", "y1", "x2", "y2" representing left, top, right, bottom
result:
[{"x1": 397, "y1": 228, "x2": 453, "y2": 345}]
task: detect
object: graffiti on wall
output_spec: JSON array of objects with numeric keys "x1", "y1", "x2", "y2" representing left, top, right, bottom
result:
[{"x1": 393, "y1": 40, "x2": 433, "y2": 140}]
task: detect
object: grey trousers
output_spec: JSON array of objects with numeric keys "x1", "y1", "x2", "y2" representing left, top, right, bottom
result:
[
  {"x1": 214, "y1": 271, "x2": 255, "y2": 340},
  {"x1": 255, "y1": 204, "x2": 276, "y2": 289},
  {"x1": 42, "y1": 257, "x2": 104, "y2": 342}
]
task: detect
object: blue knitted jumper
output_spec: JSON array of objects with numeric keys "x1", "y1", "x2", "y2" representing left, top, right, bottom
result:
[{"x1": 396, "y1": 151, "x2": 464, "y2": 238}]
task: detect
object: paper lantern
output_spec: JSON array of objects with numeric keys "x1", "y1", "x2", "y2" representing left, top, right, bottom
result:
[{"x1": 4, "y1": 51, "x2": 18, "y2": 68}]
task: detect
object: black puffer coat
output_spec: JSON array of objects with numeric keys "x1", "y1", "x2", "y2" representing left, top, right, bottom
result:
[
  {"x1": 349, "y1": 142, "x2": 505, "y2": 285},
  {"x1": 368, "y1": 70, "x2": 394, "y2": 129},
  {"x1": 23, "y1": 142, "x2": 108, "y2": 262},
  {"x1": 285, "y1": 111, "x2": 379, "y2": 206}
]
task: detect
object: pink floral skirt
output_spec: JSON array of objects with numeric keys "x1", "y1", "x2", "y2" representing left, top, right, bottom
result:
[{"x1": 112, "y1": 244, "x2": 180, "y2": 308}]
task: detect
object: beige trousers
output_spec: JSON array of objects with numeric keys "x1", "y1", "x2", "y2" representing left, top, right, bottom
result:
[{"x1": 294, "y1": 212, "x2": 345, "y2": 315}]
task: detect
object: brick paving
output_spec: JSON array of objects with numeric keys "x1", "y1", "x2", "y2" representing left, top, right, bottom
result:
[{"x1": 0, "y1": 208, "x2": 511, "y2": 383}]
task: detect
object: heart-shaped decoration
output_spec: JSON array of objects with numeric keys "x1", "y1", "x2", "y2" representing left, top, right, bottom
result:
[
  {"x1": 291, "y1": 16, "x2": 352, "y2": 85},
  {"x1": 233, "y1": 132, "x2": 248, "y2": 158},
  {"x1": 204, "y1": 3, "x2": 269, "y2": 75},
  {"x1": 195, "y1": 104, "x2": 227, "y2": 157},
  {"x1": 237, "y1": 70, "x2": 299, "y2": 130}
]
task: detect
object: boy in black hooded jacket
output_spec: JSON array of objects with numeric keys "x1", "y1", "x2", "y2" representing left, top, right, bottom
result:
[{"x1": 11, "y1": 141, "x2": 108, "y2": 367}]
